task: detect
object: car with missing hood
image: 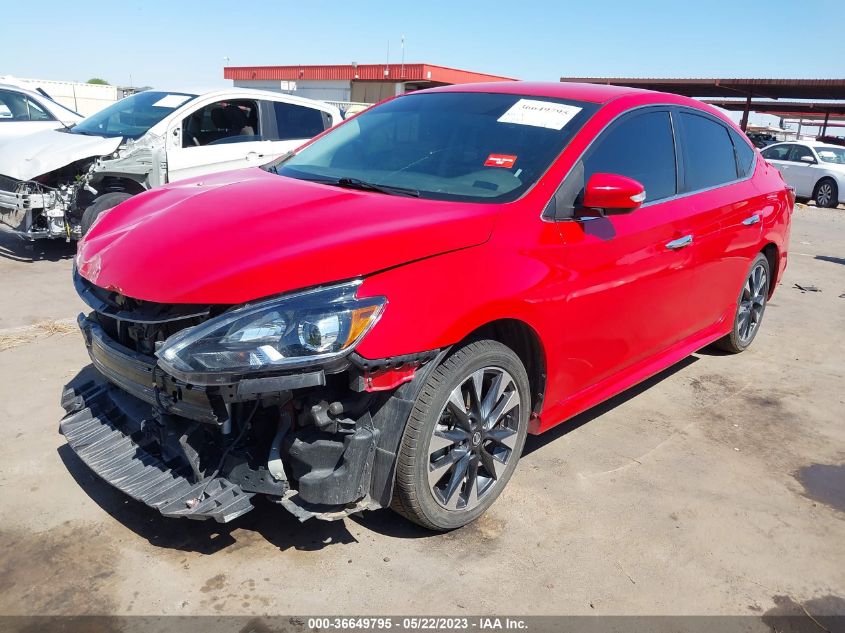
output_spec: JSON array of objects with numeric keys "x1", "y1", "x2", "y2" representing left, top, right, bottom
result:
[
  {"x1": 61, "y1": 81, "x2": 792, "y2": 531},
  {"x1": 0, "y1": 88, "x2": 340, "y2": 240}
]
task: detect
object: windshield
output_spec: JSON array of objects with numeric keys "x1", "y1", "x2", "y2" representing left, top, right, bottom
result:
[
  {"x1": 816, "y1": 146, "x2": 845, "y2": 165},
  {"x1": 71, "y1": 91, "x2": 197, "y2": 139},
  {"x1": 270, "y1": 92, "x2": 599, "y2": 203}
]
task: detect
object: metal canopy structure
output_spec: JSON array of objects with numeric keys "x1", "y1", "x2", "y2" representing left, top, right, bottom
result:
[
  {"x1": 706, "y1": 100, "x2": 845, "y2": 116},
  {"x1": 560, "y1": 77, "x2": 845, "y2": 132},
  {"x1": 705, "y1": 99, "x2": 845, "y2": 134}
]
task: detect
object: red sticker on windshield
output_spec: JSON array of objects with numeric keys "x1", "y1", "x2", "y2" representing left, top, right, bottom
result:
[{"x1": 485, "y1": 154, "x2": 517, "y2": 168}]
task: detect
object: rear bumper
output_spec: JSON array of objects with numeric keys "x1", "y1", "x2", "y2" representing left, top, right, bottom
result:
[{"x1": 60, "y1": 379, "x2": 255, "y2": 523}]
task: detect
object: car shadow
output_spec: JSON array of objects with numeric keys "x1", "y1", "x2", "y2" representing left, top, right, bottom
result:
[
  {"x1": 522, "y1": 355, "x2": 698, "y2": 456},
  {"x1": 815, "y1": 255, "x2": 845, "y2": 266},
  {"x1": 58, "y1": 355, "x2": 700, "y2": 549},
  {"x1": 0, "y1": 229, "x2": 75, "y2": 262}
]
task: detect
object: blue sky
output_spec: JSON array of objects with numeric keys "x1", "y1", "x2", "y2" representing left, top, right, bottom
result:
[{"x1": 3, "y1": 0, "x2": 844, "y2": 90}]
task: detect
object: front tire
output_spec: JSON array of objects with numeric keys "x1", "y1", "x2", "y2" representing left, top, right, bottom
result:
[
  {"x1": 80, "y1": 192, "x2": 133, "y2": 236},
  {"x1": 391, "y1": 340, "x2": 530, "y2": 531},
  {"x1": 714, "y1": 253, "x2": 771, "y2": 353},
  {"x1": 814, "y1": 178, "x2": 838, "y2": 208}
]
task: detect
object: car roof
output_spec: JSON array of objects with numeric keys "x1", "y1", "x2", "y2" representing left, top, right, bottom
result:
[
  {"x1": 415, "y1": 81, "x2": 651, "y2": 104},
  {"x1": 178, "y1": 88, "x2": 342, "y2": 115},
  {"x1": 769, "y1": 140, "x2": 843, "y2": 149},
  {"x1": 0, "y1": 83, "x2": 43, "y2": 97}
]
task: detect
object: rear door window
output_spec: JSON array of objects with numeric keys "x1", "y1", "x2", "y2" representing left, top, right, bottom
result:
[
  {"x1": 678, "y1": 112, "x2": 738, "y2": 191},
  {"x1": 271, "y1": 101, "x2": 331, "y2": 141},
  {"x1": 582, "y1": 110, "x2": 677, "y2": 203}
]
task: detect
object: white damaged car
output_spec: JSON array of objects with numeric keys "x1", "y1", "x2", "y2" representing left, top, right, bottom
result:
[{"x1": 0, "y1": 89, "x2": 341, "y2": 240}]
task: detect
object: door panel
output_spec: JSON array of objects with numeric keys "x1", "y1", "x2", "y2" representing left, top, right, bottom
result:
[
  {"x1": 544, "y1": 108, "x2": 697, "y2": 398},
  {"x1": 549, "y1": 197, "x2": 700, "y2": 396},
  {"x1": 167, "y1": 139, "x2": 276, "y2": 182},
  {"x1": 785, "y1": 145, "x2": 819, "y2": 197},
  {"x1": 685, "y1": 179, "x2": 764, "y2": 328}
]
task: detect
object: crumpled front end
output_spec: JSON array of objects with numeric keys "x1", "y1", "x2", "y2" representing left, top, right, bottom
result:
[
  {"x1": 61, "y1": 271, "x2": 439, "y2": 523},
  {"x1": 0, "y1": 173, "x2": 81, "y2": 240}
]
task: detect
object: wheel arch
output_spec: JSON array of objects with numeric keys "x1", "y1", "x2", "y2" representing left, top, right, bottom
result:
[
  {"x1": 458, "y1": 318, "x2": 547, "y2": 416},
  {"x1": 89, "y1": 175, "x2": 148, "y2": 196},
  {"x1": 812, "y1": 175, "x2": 838, "y2": 201},
  {"x1": 761, "y1": 242, "x2": 779, "y2": 297}
]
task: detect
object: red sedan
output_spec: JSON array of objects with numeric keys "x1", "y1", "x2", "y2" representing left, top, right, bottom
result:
[{"x1": 65, "y1": 82, "x2": 792, "y2": 530}]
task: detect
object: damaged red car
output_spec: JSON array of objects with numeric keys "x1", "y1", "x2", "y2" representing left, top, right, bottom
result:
[{"x1": 62, "y1": 82, "x2": 792, "y2": 530}]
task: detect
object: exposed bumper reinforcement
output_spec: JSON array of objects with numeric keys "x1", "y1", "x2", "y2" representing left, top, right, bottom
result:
[{"x1": 60, "y1": 379, "x2": 254, "y2": 523}]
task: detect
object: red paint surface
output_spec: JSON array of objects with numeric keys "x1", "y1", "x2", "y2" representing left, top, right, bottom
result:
[{"x1": 78, "y1": 82, "x2": 792, "y2": 434}]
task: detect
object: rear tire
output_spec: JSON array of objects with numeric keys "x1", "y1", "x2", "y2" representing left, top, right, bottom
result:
[
  {"x1": 813, "y1": 178, "x2": 838, "y2": 208},
  {"x1": 80, "y1": 192, "x2": 133, "y2": 235},
  {"x1": 391, "y1": 340, "x2": 530, "y2": 531},
  {"x1": 713, "y1": 253, "x2": 771, "y2": 353}
]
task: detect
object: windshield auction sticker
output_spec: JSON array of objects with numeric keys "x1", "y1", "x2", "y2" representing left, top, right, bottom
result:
[
  {"x1": 498, "y1": 99, "x2": 582, "y2": 130},
  {"x1": 484, "y1": 154, "x2": 517, "y2": 168},
  {"x1": 152, "y1": 94, "x2": 193, "y2": 108}
]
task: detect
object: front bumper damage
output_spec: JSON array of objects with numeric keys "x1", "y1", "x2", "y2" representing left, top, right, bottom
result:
[
  {"x1": 61, "y1": 311, "x2": 440, "y2": 523},
  {"x1": 0, "y1": 176, "x2": 79, "y2": 240}
]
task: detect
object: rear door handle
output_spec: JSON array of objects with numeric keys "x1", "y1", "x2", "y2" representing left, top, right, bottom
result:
[
  {"x1": 666, "y1": 235, "x2": 693, "y2": 250},
  {"x1": 742, "y1": 214, "x2": 761, "y2": 226}
]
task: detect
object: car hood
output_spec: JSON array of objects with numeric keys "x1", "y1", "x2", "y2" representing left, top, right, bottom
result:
[
  {"x1": 0, "y1": 128, "x2": 122, "y2": 180},
  {"x1": 77, "y1": 169, "x2": 500, "y2": 304}
]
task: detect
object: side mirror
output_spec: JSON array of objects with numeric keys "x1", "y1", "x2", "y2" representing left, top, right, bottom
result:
[
  {"x1": 577, "y1": 173, "x2": 646, "y2": 216},
  {"x1": 799, "y1": 155, "x2": 817, "y2": 164}
]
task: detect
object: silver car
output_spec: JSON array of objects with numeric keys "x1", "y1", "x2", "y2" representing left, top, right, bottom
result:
[{"x1": 761, "y1": 141, "x2": 845, "y2": 208}]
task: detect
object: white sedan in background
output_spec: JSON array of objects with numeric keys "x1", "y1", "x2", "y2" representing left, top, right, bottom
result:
[
  {"x1": 761, "y1": 140, "x2": 845, "y2": 208},
  {"x1": 0, "y1": 88, "x2": 341, "y2": 240},
  {"x1": 0, "y1": 84, "x2": 83, "y2": 144}
]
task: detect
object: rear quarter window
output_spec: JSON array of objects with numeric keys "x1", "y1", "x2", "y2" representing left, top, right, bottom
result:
[
  {"x1": 679, "y1": 112, "x2": 738, "y2": 191},
  {"x1": 729, "y1": 128, "x2": 756, "y2": 177}
]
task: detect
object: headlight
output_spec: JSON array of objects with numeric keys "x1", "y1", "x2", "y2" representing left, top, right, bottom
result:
[{"x1": 156, "y1": 281, "x2": 384, "y2": 385}]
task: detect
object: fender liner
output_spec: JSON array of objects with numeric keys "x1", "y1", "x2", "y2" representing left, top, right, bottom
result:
[{"x1": 367, "y1": 347, "x2": 451, "y2": 507}]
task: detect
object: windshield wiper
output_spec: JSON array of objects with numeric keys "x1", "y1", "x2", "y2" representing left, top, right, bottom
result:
[{"x1": 334, "y1": 177, "x2": 420, "y2": 197}]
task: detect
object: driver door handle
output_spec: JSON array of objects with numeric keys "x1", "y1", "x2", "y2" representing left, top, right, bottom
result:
[
  {"x1": 666, "y1": 235, "x2": 693, "y2": 250},
  {"x1": 742, "y1": 214, "x2": 761, "y2": 226}
]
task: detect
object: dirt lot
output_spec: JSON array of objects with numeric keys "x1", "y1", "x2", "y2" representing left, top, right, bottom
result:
[{"x1": 0, "y1": 205, "x2": 842, "y2": 619}]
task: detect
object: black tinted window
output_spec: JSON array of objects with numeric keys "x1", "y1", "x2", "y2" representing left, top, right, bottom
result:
[
  {"x1": 273, "y1": 102, "x2": 329, "y2": 140},
  {"x1": 679, "y1": 112, "x2": 738, "y2": 191},
  {"x1": 762, "y1": 144, "x2": 792, "y2": 161},
  {"x1": 729, "y1": 129, "x2": 755, "y2": 177},
  {"x1": 583, "y1": 110, "x2": 677, "y2": 202}
]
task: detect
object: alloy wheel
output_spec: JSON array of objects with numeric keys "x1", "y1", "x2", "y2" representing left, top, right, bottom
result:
[
  {"x1": 817, "y1": 183, "x2": 833, "y2": 207},
  {"x1": 737, "y1": 262, "x2": 768, "y2": 343},
  {"x1": 427, "y1": 367, "x2": 520, "y2": 511}
]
